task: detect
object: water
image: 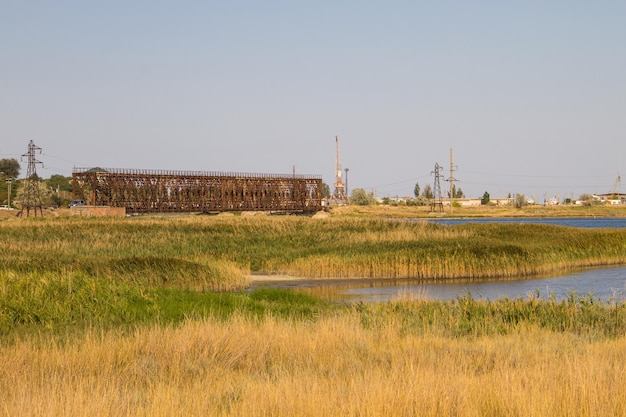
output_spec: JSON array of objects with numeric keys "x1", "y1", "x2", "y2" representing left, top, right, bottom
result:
[
  {"x1": 255, "y1": 267, "x2": 626, "y2": 303},
  {"x1": 339, "y1": 267, "x2": 626, "y2": 303},
  {"x1": 429, "y1": 217, "x2": 626, "y2": 228}
]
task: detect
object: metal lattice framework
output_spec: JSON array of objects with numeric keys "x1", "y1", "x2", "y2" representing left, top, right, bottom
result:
[
  {"x1": 71, "y1": 168, "x2": 323, "y2": 214},
  {"x1": 19, "y1": 140, "x2": 44, "y2": 217},
  {"x1": 430, "y1": 162, "x2": 444, "y2": 212}
]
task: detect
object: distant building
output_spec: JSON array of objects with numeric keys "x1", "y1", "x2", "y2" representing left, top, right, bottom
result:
[{"x1": 593, "y1": 193, "x2": 626, "y2": 205}]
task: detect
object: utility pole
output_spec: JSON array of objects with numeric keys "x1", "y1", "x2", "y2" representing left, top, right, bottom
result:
[
  {"x1": 6, "y1": 178, "x2": 12, "y2": 208},
  {"x1": 446, "y1": 148, "x2": 458, "y2": 213},
  {"x1": 344, "y1": 168, "x2": 349, "y2": 201},
  {"x1": 18, "y1": 140, "x2": 44, "y2": 217}
]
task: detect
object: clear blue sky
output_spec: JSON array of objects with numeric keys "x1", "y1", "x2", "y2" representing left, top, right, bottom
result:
[{"x1": 1, "y1": 1, "x2": 624, "y2": 200}]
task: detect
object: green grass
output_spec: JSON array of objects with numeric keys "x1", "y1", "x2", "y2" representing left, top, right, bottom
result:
[{"x1": 0, "y1": 269, "x2": 329, "y2": 334}]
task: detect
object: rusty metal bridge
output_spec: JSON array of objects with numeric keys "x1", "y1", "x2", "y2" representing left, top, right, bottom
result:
[{"x1": 71, "y1": 168, "x2": 323, "y2": 214}]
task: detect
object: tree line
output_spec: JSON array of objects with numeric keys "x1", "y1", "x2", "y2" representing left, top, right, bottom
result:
[{"x1": 345, "y1": 182, "x2": 467, "y2": 206}]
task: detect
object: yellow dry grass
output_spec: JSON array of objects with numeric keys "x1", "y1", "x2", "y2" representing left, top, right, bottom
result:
[
  {"x1": 2, "y1": 313, "x2": 624, "y2": 417},
  {"x1": 330, "y1": 203, "x2": 626, "y2": 219}
]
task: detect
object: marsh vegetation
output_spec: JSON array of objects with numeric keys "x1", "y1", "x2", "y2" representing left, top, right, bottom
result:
[{"x1": 1, "y1": 211, "x2": 625, "y2": 416}]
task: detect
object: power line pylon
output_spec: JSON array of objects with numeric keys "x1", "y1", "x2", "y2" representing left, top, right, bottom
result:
[
  {"x1": 445, "y1": 148, "x2": 459, "y2": 213},
  {"x1": 331, "y1": 135, "x2": 348, "y2": 205},
  {"x1": 430, "y1": 162, "x2": 443, "y2": 212},
  {"x1": 18, "y1": 140, "x2": 44, "y2": 217}
]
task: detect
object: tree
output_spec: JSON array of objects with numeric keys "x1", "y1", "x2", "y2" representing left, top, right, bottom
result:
[
  {"x1": 577, "y1": 194, "x2": 596, "y2": 206},
  {"x1": 413, "y1": 183, "x2": 420, "y2": 198},
  {"x1": 321, "y1": 183, "x2": 331, "y2": 199},
  {"x1": 0, "y1": 158, "x2": 20, "y2": 178},
  {"x1": 514, "y1": 193, "x2": 527, "y2": 208},
  {"x1": 45, "y1": 175, "x2": 73, "y2": 208},
  {"x1": 46, "y1": 175, "x2": 72, "y2": 193},
  {"x1": 422, "y1": 184, "x2": 433, "y2": 199},
  {"x1": 481, "y1": 191, "x2": 490, "y2": 205},
  {"x1": 350, "y1": 188, "x2": 376, "y2": 206},
  {"x1": 447, "y1": 185, "x2": 464, "y2": 199}
]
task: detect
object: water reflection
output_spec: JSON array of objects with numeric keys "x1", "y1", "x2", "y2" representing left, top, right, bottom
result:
[
  {"x1": 253, "y1": 266, "x2": 626, "y2": 303},
  {"x1": 429, "y1": 217, "x2": 626, "y2": 228}
]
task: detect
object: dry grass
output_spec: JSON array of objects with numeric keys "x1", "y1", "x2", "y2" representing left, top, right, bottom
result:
[
  {"x1": 1, "y1": 312, "x2": 624, "y2": 417},
  {"x1": 330, "y1": 203, "x2": 626, "y2": 218}
]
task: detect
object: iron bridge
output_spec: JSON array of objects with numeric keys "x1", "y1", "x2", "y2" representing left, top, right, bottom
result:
[{"x1": 72, "y1": 168, "x2": 323, "y2": 214}]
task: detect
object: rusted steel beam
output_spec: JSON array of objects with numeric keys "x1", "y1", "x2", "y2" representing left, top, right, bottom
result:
[{"x1": 71, "y1": 168, "x2": 323, "y2": 214}]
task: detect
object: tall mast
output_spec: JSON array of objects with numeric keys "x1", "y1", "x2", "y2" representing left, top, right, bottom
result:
[
  {"x1": 335, "y1": 136, "x2": 342, "y2": 183},
  {"x1": 332, "y1": 135, "x2": 347, "y2": 204}
]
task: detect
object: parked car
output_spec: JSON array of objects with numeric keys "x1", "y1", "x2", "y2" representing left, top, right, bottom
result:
[{"x1": 68, "y1": 199, "x2": 86, "y2": 208}]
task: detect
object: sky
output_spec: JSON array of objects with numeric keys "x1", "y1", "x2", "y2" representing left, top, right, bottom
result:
[{"x1": 1, "y1": 1, "x2": 625, "y2": 200}]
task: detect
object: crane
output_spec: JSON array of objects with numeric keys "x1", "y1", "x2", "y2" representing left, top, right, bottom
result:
[{"x1": 609, "y1": 173, "x2": 621, "y2": 202}]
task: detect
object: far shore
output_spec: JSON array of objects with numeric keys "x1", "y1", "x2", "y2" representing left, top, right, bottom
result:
[{"x1": 250, "y1": 273, "x2": 315, "y2": 282}]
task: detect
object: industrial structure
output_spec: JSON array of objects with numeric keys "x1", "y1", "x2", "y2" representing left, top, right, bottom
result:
[
  {"x1": 71, "y1": 168, "x2": 323, "y2": 214},
  {"x1": 18, "y1": 140, "x2": 44, "y2": 217},
  {"x1": 331, "y1": 135, "x2": 348, "y2": 205},
  {"x1": 445, "y1": 148, "x2": 459, "y2": 212},
  {"x1": 430, "y1": 162, "x2": 444, "y2": 212},
  {"x1": 610, "y1": 173, "x2": 621, "y2": 200}
]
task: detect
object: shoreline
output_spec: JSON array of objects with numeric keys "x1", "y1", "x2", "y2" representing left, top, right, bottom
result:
[{"x1": 250, "y1": 273, "x2": 308, "y2": 283}]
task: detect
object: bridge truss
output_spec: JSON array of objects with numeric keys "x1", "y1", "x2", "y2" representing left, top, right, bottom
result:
[{"x1": 72, "y1": 168, "x2": 323, "y2": 214}]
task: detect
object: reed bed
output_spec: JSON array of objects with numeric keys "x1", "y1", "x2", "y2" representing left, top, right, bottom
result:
[
  {"x1": 2, "y1": 215, "x2": 625, "y2": 331},
  {"x1": 2, "y1": 216, "x2": 625, "y2": 282},
  {"x1": 1, "y1": 304, "x2": 625, "y2": 417}
]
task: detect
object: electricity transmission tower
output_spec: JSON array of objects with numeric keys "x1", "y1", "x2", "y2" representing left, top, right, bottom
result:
[
  {"x1": 430, "y1": 162, "x2": 444, "y2": 212},
  {"x1": 445, "y1": 148, "x2": 459, "y2": 213},
  {"x1": 18, "y1": 140, "x2": 44, "y2": 217}
]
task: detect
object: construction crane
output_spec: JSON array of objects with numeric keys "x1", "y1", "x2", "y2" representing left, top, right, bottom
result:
[{"x1": 609, "y1": 173, "x2": 621, "y2": 201}]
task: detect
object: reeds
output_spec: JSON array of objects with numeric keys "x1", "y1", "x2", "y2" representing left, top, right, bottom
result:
[{"x1": 2, "y1": 216, "x2": 625, "y2": 281}]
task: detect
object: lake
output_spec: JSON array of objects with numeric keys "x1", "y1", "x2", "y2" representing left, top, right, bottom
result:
[
  {"x1": 429, "y1": 217, "x2": 626, "y2": 228},
  {"x1": 253, "y1": 267, "x2": 626, "y2": 303}
]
